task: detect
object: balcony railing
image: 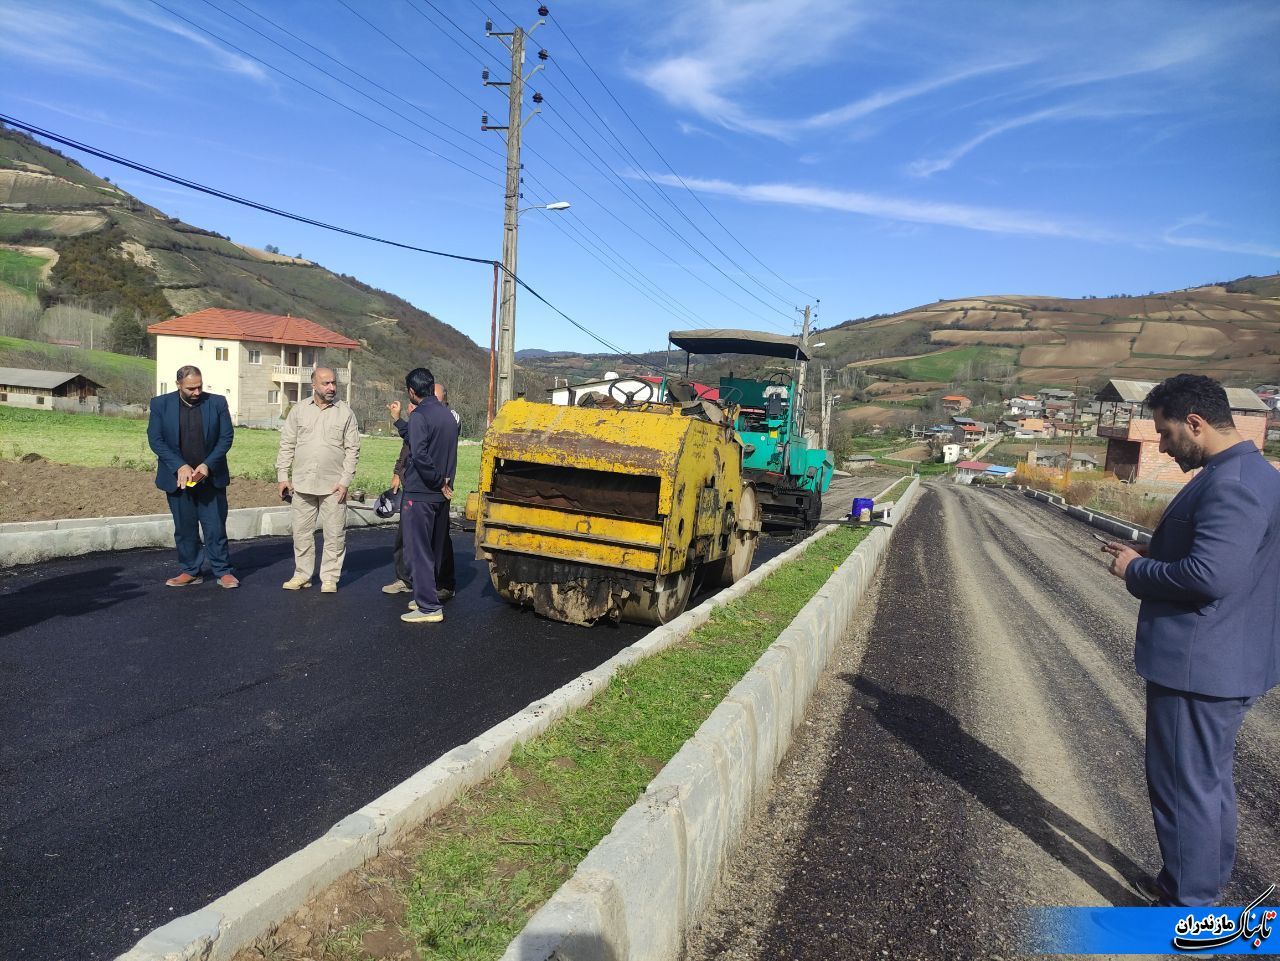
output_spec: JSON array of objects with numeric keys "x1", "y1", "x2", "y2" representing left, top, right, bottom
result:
[{"x1": 271, "y1": 365, "x2": 350, "y2": 383}]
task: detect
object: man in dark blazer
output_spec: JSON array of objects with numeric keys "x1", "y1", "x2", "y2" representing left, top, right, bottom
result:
[
  {"x1": 147, "y1": 365, "x2": 238, "y2": 588},
  {"x1": 1104, "y1": 374, "x2": 1280, "y2": 906}
]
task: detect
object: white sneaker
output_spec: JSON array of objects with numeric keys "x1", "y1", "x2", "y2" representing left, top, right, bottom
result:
[
  {"x1": 282, "y1": 577, "x2": 311, "y2": 590},
  {"x1": 382, "y1": 579, "x2": 412, "y2": 594},
  {"x1": 321, "y1": 581, "x2": 338, "y2": 593}
]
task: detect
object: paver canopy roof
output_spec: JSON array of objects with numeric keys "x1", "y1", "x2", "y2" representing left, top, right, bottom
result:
[{"x1": 668, "y1": 328, "x2": 808, "y2": 361}]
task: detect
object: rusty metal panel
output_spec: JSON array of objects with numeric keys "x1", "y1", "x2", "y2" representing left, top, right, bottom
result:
[
  {"x1": 484, "y1": 500, "x2": 664, "y2": 547},
  {"x1": 481, "y1": 528, "x2": 660, "y2": 573}
]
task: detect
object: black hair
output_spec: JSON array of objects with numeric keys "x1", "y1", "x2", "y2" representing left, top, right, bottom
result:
[
  {"x1": 405, "y1": 367, "x2": 435, "y2": 399},
  {"x1": 176, "y1": 365, "x2": 202, "y2": 383},
  {"x1": 1145, "y1": 374, "x2": 1234, "y2": 429}
]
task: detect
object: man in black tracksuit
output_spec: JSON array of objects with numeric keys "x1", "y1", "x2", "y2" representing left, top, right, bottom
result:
[{"x1": 395, "y1": 367, "x2": 459, "y2": 624}]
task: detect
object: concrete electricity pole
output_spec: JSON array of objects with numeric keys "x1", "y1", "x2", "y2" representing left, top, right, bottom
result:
[
  {"x1": 483, "y1": 9, "x2": 547, "y2": 410},
  {"x1": 795, "y1": 304, "x2": 811, "y2": 436}
]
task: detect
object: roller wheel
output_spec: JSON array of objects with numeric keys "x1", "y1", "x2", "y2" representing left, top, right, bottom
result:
[
  {"x1": 709, "y1": 484, "x2": 760, "y2": 588},
  {"x1": 621, "y1": 569, "x2": 695, "y2": 626}
]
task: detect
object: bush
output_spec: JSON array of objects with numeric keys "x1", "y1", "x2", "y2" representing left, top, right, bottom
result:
[{"x1": 1062, "y1": 480, "x2": 1097, "y2": 506}]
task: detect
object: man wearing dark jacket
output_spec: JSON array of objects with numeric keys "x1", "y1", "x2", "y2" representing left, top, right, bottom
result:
[
  {"x1": 1103, "y1": 374, "x2": 1280, "y2": 906},
  {"x1": 394, "y1": 367, "x2": 458, "y2": 624},
  {"x1": 146, "y1": 365, "x2": 238, "y2": 588},
  {"x1": 383, "y1": 382, "x2": 459, "y2": 599}
]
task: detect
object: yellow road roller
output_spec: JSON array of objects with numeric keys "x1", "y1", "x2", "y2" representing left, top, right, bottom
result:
[{"x1": 465, "y1": 395, "x2": 761, "y2": 626}]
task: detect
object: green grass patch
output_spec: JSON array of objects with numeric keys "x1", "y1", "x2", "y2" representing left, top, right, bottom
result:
[
  {"x1": 868, "y1": 346, "x2": 1019, "y2": 381},
  {"x1": 397, "y1": 527, "x2": 869, "y2": 958},
  {"x1": 879, "y1": 455, "x2": 951, "y2": 476},
  {"x1": 877, "y1": 476, "x2": 914, "y2": 503},
  {"x1": 0, "y1": 406, "x2": 481, "y2": 497},
  {"x1": 0, "y1": 248, "x2": 49, "y2": 293}
]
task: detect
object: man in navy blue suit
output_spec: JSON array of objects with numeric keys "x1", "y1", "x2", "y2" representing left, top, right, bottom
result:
[
  {"x1": 1104, "y1": 374, "x2": 1280, "y2": 906},
  {"x1": 147, "y1": 365, "x2": 238, "y2": 588}
]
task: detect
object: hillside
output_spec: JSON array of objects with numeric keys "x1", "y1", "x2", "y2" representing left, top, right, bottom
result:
[
  {"x1": 817, "y1": 281, "x2": 1280, "y2": 390},
  {"x1": 0, "y1": 123, "x2": 536, "y2": 429}
]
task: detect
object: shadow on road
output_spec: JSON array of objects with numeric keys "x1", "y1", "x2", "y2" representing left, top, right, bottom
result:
[
  {"x1": 847, "y1": 673, "x2": 1149, "y2": 906},
  {"x1": 0, "y1": 566, "x2": 146, "y2": 638}
]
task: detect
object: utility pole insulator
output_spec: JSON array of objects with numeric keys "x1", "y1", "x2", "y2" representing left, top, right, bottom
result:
[
  {"x1": 532, "y1": 91, "x2": 543, "y2": 104},
  {"x1": 538, "y1": 5, "x2": 549, "y2": 16},
  {"x1": 485, "y1": 18, "x2": 493, "y2": 33},
  {"x1": 538, "y1": 48, "x2": 549, "y2": 60}
]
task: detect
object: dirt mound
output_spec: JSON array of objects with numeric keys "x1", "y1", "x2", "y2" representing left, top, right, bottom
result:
[{"x1": 0, "y1": 459, "x2": 283, "y2": 524}]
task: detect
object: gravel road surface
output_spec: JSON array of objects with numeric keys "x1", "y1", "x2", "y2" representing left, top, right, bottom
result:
[{"x1": 687, "y1": 482, "x2": 1280, "y2": 960}]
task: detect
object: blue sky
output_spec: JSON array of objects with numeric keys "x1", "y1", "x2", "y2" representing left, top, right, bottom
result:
[{"x1": 3, "y1": 0, "x2": 1278, "y2": 353}]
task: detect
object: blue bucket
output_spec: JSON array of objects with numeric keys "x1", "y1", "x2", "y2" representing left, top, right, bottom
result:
[{"x1": 852, "y1": 497, "x2": 874, "y2": 522}]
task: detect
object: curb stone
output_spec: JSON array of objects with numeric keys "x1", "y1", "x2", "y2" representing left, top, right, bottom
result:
[
  {"x1": 0, "y1": 503, "x2": 399, "y2": 568},
  {"x1": 499, "y1": 478, "x2": 921, "y2": 961},
  {"x1": 113, "y1": 487, "x2": 875, "y2": 961},
  {"x1": 1019, "y1": 485, "x2": 1152, "y2": 543}
]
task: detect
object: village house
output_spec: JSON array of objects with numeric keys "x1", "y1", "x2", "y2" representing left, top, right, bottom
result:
[
  {"x1": 941, "y1": 394, "x2": 971, "y2": 414},
  {"x1": 1005, "y1": 395, "x2": 1042, "y2": 416},
  {"x1": 1027, "y1": 448, "x2": 1099, "y2": 471},
  {"x1": 0, "y1": 367, "x2": 103, "y2": 414},
  {"x1": 1038, "y1": 387, "x2": 1075, "y2": 404},
  {"x1": 147, "y1": 308, "x2": 359, "y2": 427},
  {"x1": 953, "y1": 460, "x2": 992, "y2": 484},
  {"x1": 1095, "y1": 378, "x2": 1271, "y2": 485}
]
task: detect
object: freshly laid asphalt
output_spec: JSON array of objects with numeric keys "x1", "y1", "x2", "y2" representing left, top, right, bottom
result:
[{"x1": 0, "y1": 523, "x2": 794, "y2": 961}]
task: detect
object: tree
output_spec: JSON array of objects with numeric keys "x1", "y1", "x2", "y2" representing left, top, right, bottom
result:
[
  {"x1": 108, "y1": 309, "x2": 148, "y2": 356},
  {"x1": 264, "y1": 244, "x2": 280, "y2": 254}
]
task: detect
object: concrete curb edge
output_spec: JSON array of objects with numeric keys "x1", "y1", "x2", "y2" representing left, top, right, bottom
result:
[
  {"x1": 1019, "y1": 485, "x2": 1153, "y2": 543},
  {"x1": 114, "y1": 484, "x2": 898, "y2": 961},
  {"x1": 499, "y1": 477, "x2": 922, "y2": 960},
  {"x1": 0, "y1": 503, "x2": 398, "y2": 568}
]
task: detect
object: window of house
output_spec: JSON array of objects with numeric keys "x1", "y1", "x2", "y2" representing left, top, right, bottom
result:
[
  {"x1": 36, "y1": 396, "x2": 45, "y2": 405},
  {"x1": 0, "y1": 393, "x2": 7, "y2": 402},
  {"x1": 267, "y1": 390, "x2": 280, "y2": 404},
  {"x1": 248, "y1": 349, "x2": 262, "y2": 365},
  {"x1": 215, "y1": 347, "x2": 229, "y2": 361}
]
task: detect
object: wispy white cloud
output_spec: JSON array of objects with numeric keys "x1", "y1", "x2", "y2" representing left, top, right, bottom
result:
[
  {"x1": 905, "y1": 103, "x2": 1155, "y2": 178},
  {"x1": 1163, "y1": 216, "x2": 1280, "y2": 259},
  {"x1": 803, "y1": 61, "x2": 1029, "y2": 130},
  {"x1": 0, "y1": 0, "x2": 270, "y2": 88},
  {"x1": 649, "y1": 172, "x2": 1123, "y2": 242},
  {"x1": 637, "y1": 0, "x2": 866, "y2": 138}
]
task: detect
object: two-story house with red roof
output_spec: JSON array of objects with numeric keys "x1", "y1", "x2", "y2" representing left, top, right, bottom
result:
[{"x1": 148, "y1": 308, "x2": 360, "y2": 426}]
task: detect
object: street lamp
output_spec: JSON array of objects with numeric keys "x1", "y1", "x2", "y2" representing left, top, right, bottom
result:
[{"x1": 489, "y1": 200, "x2": 572, "y2": 423}]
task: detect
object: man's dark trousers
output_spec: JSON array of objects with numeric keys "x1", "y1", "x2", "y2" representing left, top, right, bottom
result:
[
  {"x1": 166, "y1": 483, "x2": 232, "y2": 577},
  {"x1": 394, "y1": 510, "x2": 454, "y2": 592},
  {"x1": 1147, "y1": 681, "x2": 1258, "y2": 906},
  {"x1": 403, "y1": 497, "x2": 447, "y2": 613}
]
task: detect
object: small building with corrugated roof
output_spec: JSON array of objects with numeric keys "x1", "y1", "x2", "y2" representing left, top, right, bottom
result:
[{"x1": 0, "y1": 367, "x2": 103, "y2": 413}]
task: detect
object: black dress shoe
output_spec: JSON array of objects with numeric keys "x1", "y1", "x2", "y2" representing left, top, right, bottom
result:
[{"x1": 1132, "y1": 876, "x2": 1176, "y2": 906}]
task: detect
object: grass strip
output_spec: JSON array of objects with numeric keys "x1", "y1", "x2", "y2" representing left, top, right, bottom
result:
[
  {"x1": 878, "y1": 476, "x2": 914, "y2": 504},
  {"x1": 399, "y1": 526, "x2": 871, "y2": 959}
]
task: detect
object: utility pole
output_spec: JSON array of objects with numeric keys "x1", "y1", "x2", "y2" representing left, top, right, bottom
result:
[
  {"x1": 795, "y1": 304, "x2": 811, "y2": 436},
  {"x1": 819, "y1": 365, "x2": 829, "y2": 451},
  {"x1": 483, "y1": 8, "x2": 546, "y2": 410}
]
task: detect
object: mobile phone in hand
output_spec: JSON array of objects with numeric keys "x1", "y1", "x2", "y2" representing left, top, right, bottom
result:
[{"x1": 1092, "y1": 533, "x2": 1110, "y2": 543}]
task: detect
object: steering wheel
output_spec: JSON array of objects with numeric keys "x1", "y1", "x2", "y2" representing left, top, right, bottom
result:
[
  {"x1": 711, "y1": 384, "x2": 742, "y2": 407},
  {"x1": 766, "y1": 371, "x2": 790, "y2": 385},
  {"x1": 608, "y1": 379, "x2": 656, "y2": 406}
]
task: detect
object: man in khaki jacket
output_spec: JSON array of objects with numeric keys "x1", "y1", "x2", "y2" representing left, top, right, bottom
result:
[{"x1": 276, "y1": 367, "x2": 361, "y2": 592}]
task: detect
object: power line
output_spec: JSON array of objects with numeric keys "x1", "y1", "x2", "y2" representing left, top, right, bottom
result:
[
  {"x1": 534, "y1": 114, "x2": 790, "y2": 330},
  {"x1": 549, "y1": 11, "x2": 816, "y2": 302},
  {"x1": 144, "y1": 0, "x2": 500, "y2": 185},
  {"x1": 542, "y1": 67, "x2": 800, "y2": 313},
  {"x1": 523, "y1": 184, "x2": 710, "y2": 329},
  {"x1": 405, "y1": 0, "x2": 505, "y2": 71},
  {"x1": 0, "y1": 114, "x2": 659, "y2": 369},
  {"x1": 385, "y1": 0, "x2": 800, "y2": 333},
  {"x1": 200, "y1": 0, "x2": 504, "y2": 169},
  {"x1": 330, "y1": 0, "x2": 490, "y2": 114}
]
